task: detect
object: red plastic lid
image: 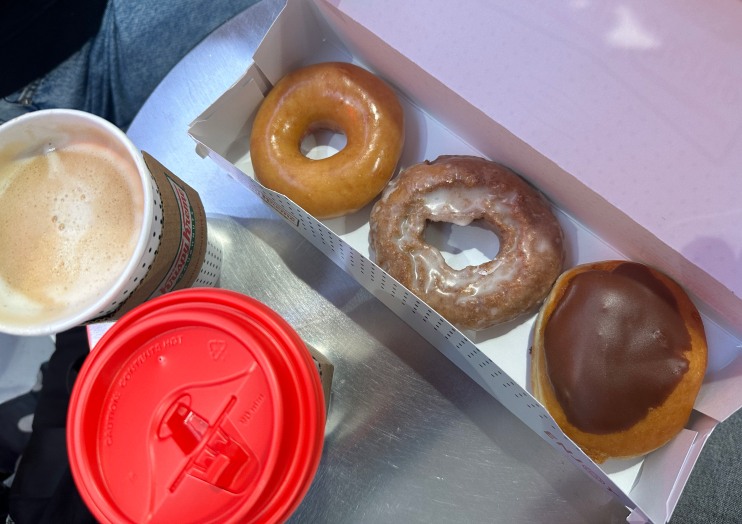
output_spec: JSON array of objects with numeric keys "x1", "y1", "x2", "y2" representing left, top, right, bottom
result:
[{"x1": 67, "y1": 289, "x2": 325, "y2": 524}]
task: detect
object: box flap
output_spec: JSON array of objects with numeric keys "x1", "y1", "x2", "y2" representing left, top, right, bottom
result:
[
  {"x1": 630, "y1": 412, "x2": 717, "y2": 523},
  {"x1": 252, "y1": 0, "x2": 352, "y2": 85},
  {"x1": 189, "y1": 63, "x2": 268, "y2": 159}
]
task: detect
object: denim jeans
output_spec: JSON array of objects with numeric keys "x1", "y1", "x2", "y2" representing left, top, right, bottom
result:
[
  {"x1": 670, "y1": 409, "x2": 742, "y2": 523},
  {"x1": 0, "y1": 0, "x2": 260, "y2": 130}
]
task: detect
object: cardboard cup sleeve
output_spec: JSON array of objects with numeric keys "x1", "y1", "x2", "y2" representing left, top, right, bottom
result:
[{"x1": 100, "y1": 152, "x2": 222, "y2": 320}]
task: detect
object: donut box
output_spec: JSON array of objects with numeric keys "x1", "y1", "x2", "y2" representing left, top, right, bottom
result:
[{"x1": 188, "y1": 0, "x2": 742, "y2": 522}]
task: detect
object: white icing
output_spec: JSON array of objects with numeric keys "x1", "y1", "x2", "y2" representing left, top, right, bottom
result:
[
  {"x1": 408, "y1": 188, "x2": 522, "y2": 302},
  {"x1": 372, "y1": 159, "x2": 562, "y2": 329}
]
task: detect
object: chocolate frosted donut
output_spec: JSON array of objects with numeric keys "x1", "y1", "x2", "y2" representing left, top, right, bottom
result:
[
  {"x1": 369, "y1": 155, "x2": 564, "y2": 331},
  {"x1": 531, "y1": 260, "x2": 708, "y2": 463}
]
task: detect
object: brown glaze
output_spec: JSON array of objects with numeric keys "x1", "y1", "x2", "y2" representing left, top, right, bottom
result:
[{"x1": 543, "y1": 262, "x2": 691, "y2": 433}]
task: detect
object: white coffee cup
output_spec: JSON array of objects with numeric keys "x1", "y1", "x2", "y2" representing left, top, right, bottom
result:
[{"x1": 0, "y1": 109, "x2": 219, "y2": 336}]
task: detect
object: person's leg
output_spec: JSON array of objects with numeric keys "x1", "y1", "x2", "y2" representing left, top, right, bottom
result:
[
  {"x1": 0, "y1": 0, "x2": 260, "y2": 129},
  {"x1": 0, "y1": 43, "x2": 95, "y2": 126},
  {"x1": 7, "y1": 327, "x2": 93, "y2": 524},
  {"x1": 83, "y1": 0, "x2": 262, "y2": 128}
]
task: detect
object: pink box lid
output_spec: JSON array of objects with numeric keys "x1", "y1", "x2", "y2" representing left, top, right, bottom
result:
[{"x1": 332, "y1": 0, "x2": 742, "y2": 336}]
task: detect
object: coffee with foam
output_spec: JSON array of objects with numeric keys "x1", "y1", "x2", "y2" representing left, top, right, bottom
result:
[{"x1": 0, "y1": 118, "x2": 144, "y2": 330}]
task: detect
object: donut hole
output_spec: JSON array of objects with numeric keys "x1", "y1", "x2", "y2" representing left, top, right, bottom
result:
[
  {"x1": 300, "y1": 128, "x2": 347, "y2": 160},
  {"x1": 424, "y1": 219, "x2": 501, "y2": 270}
]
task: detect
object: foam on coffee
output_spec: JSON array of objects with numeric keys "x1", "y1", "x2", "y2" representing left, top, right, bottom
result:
[{"x1": 0, "y1": 141, "x2": 144, "y2": 326}]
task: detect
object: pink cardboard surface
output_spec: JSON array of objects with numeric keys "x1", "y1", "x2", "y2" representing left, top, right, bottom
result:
[{"x1": 330, "y1": 0, "x2": 742, "y2": 340}]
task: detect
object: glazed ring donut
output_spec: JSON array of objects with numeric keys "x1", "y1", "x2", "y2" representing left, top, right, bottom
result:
[
  {"x1": 369, "y1": 155, "x2": 564, "y2": 331},
  {"x1": 531, "y1": 260, "x2": 708, "y2": 463},
  {"x1": 250, "y1": 62, "x2": 405, "y2": 219}
]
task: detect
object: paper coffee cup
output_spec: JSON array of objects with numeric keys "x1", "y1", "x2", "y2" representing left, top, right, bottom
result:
[
  {"x1": 67, "y1": 289, "x2": 327, "y2": 524},
  {"x1": 0, "y1": 109, "x2": 221, "y2": 336}
]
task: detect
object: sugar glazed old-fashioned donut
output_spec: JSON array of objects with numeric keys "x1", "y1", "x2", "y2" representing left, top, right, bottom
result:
[
  {"x1": 531, "y1": 260, "x2": 708, "y2": 463},
  {"x1": 369, "y1": 155, "x2": 564, "y2": 331},
  {"x1": 250, "y1": 62, "x2": 405, "y2": 219}
]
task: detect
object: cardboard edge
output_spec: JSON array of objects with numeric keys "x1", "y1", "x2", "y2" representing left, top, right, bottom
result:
[
  {"x1": 253, "y1": 0, "x2": 352, "y2": 85},
  {"x1": 189, "y1": 66, "x2": 269, "y2": 160},
  {"x1": 629, "y1": 412, "x2": 717, "y2": 523}
]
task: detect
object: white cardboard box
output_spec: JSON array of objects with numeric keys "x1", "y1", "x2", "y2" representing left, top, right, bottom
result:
[{"x1": 188, "y1": 1, "x2": 742, "y2": 522}]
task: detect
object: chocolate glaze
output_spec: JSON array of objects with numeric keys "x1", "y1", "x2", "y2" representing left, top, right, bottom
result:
[{"x1": 544, "y1": 262, "x2": 691, "y2": 434}]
